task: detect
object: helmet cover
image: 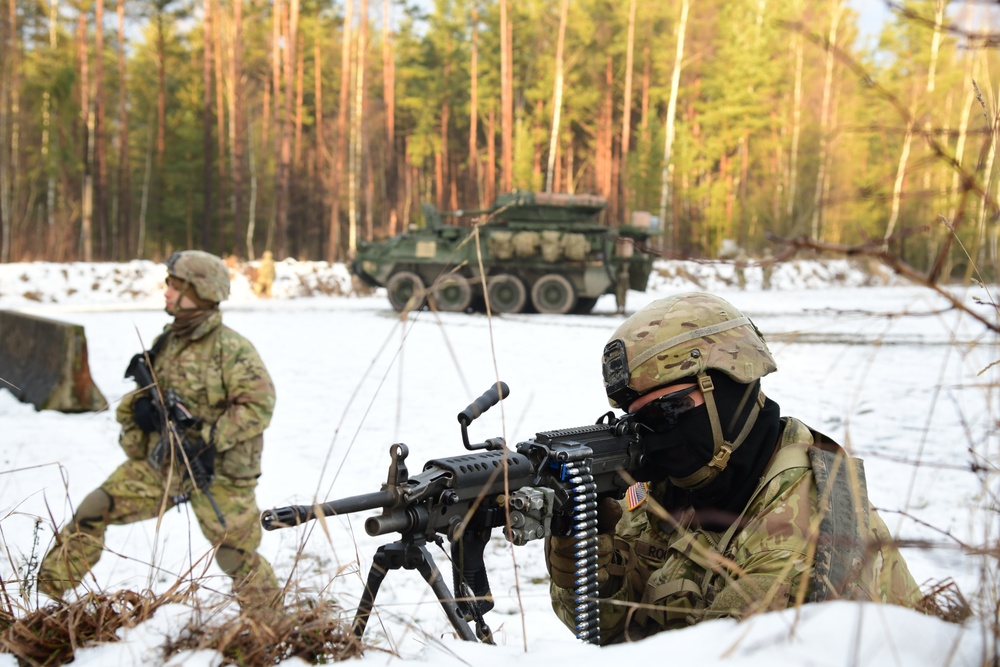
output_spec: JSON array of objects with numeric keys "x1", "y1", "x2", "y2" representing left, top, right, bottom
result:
[
  {"x1": 603, "y1": 292, "x2": 776, "y2": 408},
  {"x1": 166, "y1": 250, "x2": 231, "y2": 303}
]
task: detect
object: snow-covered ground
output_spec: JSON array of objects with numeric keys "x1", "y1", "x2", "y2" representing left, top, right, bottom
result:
[{"x1": 0, "y1": 258, "x2": 997, "y2": 666}]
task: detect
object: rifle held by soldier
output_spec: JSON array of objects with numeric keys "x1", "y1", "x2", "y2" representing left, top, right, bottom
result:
[{"x1": 125, "y1": 350, "x2": 227, "y2": 527}]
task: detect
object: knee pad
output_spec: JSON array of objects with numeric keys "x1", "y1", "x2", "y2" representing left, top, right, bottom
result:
[
  {"x1": 74, "y1": 488, "x2": 113, "y2": 531},
  {"x1": 215, "y1": 545, "x2": 246, "y2": 576}
]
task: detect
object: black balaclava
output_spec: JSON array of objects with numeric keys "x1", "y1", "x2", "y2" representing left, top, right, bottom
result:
[{"x1": 640, "y1": 369, "x2": 782, "y2": 531}]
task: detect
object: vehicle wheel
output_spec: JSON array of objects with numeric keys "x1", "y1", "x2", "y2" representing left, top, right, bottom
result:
[
  {"x1": 573, "y1": 297, "x2": 598, "y2": 314},
  {"x1": 386, "y1": 271, "x2": 426, "y2": 312},
  {"x1": 530, "y1": 274, "x2": 576, "y2": 314},
  {"x1": 429, "y1": 275, "x2": 473, "y2": 312},
  {"x1": 486, "y1": 274, "x2": 527, "y2": 314}
]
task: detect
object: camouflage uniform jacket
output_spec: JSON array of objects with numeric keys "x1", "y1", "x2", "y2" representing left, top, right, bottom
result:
[
  {"x1": 550, "y1": 417, "x2": 922, "y2": 643},
  {"x1": 116, "y1": 311, "x2": 275, "y2": 482}
]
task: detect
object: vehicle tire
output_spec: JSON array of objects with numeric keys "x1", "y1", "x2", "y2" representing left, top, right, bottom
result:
[
  {"x1": 486, "y1": 274, "x2": 527, "y2": 314},
  {"x1": 530, "y1": 274, "x2": 576, "y2": 314},
  {"x1": 386, "y1": 271, "x2": 426, "y2": 312},
  {"x1": 429, "y1": 275, "x2": 473, "y2": 312},
  {"x1": 573, "y1": 297, "x2": 598, "y2": 314}
]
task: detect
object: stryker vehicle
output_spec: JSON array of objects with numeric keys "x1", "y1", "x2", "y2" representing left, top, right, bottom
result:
[{"x1": 351, "y1": 192, "x2": 655, "y2": 314}]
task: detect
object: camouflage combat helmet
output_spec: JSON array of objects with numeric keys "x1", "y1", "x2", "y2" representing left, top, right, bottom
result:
[
  {"x1": 166, "y1": 250, "x2": 231, "y2": 303},
  {"x1": 602, "y1": 292, "x2": 777, "y2": 489}
]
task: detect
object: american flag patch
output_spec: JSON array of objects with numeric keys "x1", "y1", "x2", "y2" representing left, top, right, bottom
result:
[{"x1": 626, "y1": 482, "x2": 648, "y2": 511}]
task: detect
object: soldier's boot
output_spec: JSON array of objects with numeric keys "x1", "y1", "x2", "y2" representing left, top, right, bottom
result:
[
  {"x1": 217, "y1": 545, "x2": 284, "y2": 612},
  {"x1": 37, "y1": 488, "x2": 113, "y2": 600}
]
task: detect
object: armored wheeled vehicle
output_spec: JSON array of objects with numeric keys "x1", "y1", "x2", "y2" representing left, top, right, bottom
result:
[{"x1": 351, "y1": 191, "x2": 655, "y2": 314}]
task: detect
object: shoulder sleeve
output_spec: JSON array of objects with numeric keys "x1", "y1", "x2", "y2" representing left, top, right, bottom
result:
[{"x1": 210, "y1": 327, "x2": 276, "y2": 453}]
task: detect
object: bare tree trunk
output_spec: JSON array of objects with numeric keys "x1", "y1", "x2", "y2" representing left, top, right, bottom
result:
[
  {"x1": 383, "y1": 0, "x2": 398, "y2": 230},
  {"x1": 230, "y1": 0, "x2": 246, "y2": 256},
  {"x1": 348, "y1": 0, "x2": 367, "y2": 255},
  {"x1": 95, "y1": 0, "x2": 106, "y2": 258},
  {"x1": 294, "y1": 42, "x2": 304, "y2": 167},
  {"x1": 486, "y1": 108, "x2": 496, "y2": 205},
  {"x1": 599, "y1": 55, "x2": 612, "y2": 198},
  {"x1": 314, "y1": 33, "x2": 325, "y2": 253},
  {"x1": 247, "y1": 108, "x2": 258, "y2": 258},
  {"x1": 329, "y1": 0, "x2": 353, "y2": 261},
  {"x1": 469, "y1": 4, "x2": 480, "y2": 206},
  {"x1": 0, "y1": 0, "x2": 10, "y2": 262},
  {"x1": 545, "y1": 0, "x2": 568, "y2": 193},
  {"x1": 79, "y1": 7, "x2": 93, "y2": 261},
  {"x1": 276, "y1": 0, "x2": 299, "y2": 257},
  {"x1": 203, "y1": 0, "x2": 215, "y2": 250},
  {"x1": 156, "y1": 10, "x2": 166, "y2": 248},
  {"x1": 499, "y1": 0, "x2": 512, "y2": 193},
  {"x1": 786, "y1": 10, "x2": 803, "y2": 225},
  {"x1": 639, "y1": 43, "x2": 650, "y2": 139},
  {"x1": 116, "y1": 0, "x2": 130, "y2": 259},
  {"x1": 810, "y1": 0, "x2": 843, "y2": 241},
  {"x1": 659, "y1": 0, "x2": 689, "y2": 254},
  {"x1": 137, "y1": 123, "x2": 152, "y2": 257},
  {"x1": 884, "y1": 122, "x2": 913, "y2": 242},
  {"x1": 438, "y1": 60, "x2": 450, "y2": 211},
  {"x1": 619, "y1": 0, "x2": 636, "y2": 220},
  {"x1": 213, "y1": 0, "x2": 226, "y2": 251}
]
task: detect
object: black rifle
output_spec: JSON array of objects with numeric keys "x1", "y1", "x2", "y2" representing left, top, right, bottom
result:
[
  {"x1": 125, "y1": 351, "x2": 227, "y2": 528},
  {"x1": 262, "y1": 382, "x2": 653, "y2": 645}
]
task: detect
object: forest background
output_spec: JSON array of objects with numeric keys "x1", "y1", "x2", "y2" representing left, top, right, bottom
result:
[{"x1": 0, "y1": 0, "x2": 999, "y2": 280}]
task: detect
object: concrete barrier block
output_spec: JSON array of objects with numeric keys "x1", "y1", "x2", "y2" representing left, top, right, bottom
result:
[{"x1": 0, "y1": 310, "x2": 107, "y2": 413}]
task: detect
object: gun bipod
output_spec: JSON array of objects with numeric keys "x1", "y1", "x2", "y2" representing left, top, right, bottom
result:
[{"x1": 353, "y1": 537, "x2": 494, "y2": 644}]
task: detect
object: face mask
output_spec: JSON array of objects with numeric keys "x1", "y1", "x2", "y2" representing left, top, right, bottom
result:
[{"x1": 634, "y1": 403, "x2": 715, "y2": 482}]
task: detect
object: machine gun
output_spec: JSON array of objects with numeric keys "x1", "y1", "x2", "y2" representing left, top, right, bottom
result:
[
  {"x1": 262, "y1": 382, "x2": 654, "y2": 645},
  {"x1": 125, "y1": 351, "x2": 227, "y2": 527}
]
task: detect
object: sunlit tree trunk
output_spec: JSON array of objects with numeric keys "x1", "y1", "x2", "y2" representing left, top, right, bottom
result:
[
  {"x1": 639, "y1": 43, "x2": 650, "y2": 141},
  {"x1": 0, "y1": 0, "x2": 11, "y2": 262},
  {"x1": 203, "y1": 0, "x2": 215, "y2": 250},
  {"x1": 659, "y1": 0, "x2": 689, "y2": 254},
  {"x1": 213, "y1": 0, "x2": 226, "y2": 251},
  {"x1": 383, "y1": 0, "x2": 398, "y2": 231},
  {"x1": 619, "y1": 0, "x2": 636, "y2": 221},
  {"x1": 438, "y1": 59, "x2": 450, "y2": 212},
  {"x1": 314, "y1": 33, "x2": 325, "y2": 253},
  {"x1": 230, "y1": 0, "x2": 246, "y2": 257},
  {"x1": 348, "y1": 0, "x2": 367, "y2": 255},
  {"x1": 156, "y1": 9, "x2": 166, "y2": 249},
  {"x1": 329, "y1": 0, "x2": 354, "y2": 261},
  {"x1": 469, "y1": 4, "x2": 480, "y2": 206},
  {"x1": 786, "y1": 11, "x2": 803, "y2": 226},
  {"x1": 486, "y1": 108, "x2": 496, "y2": 205},
  {"x1": 116, "y1": 0, "x2": 130, "y2": 259},
  {"x1": 499, "y1": 0, "x2": 512, "y2": 193},
  {"x1": 276, "y1": 0, "x2": 299, "y2": 257},
  {"x1": 79, "y1": 7, "x2": 93, "y2": 261},
  {"x1": 809, "y1": 0, "x2": 842, "y2": 241},
  {"x1": 265, "y1": 0, "x2": 282, "y2": 253},
  {"x1": 545, "y1": 0, "x2": 568, "y2": 194},
  {"x1": 94, "y1": 0, "x2": 107, "y2": 257}
]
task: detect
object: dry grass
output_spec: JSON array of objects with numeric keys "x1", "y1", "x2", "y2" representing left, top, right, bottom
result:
[
  {"x1": 163, "y1": 601, "x2": 367, "y2": 665},
  {"x1": 0, "y1": 588, "x2": 184, "y2": 666},
  {"x1": 0, "y1": 585, "x2": 365, "y2": 666}
]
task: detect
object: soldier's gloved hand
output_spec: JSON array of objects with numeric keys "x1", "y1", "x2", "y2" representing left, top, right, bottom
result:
[
  {"x1": 546, "y1": 497, "x2": 623, "y2": 590},
  {"x1": 181, "y1": 431, "x2": 216, "y2": 479},
  {"x1": 132, "y1": 396, "x2": 161, "y2": 433}
]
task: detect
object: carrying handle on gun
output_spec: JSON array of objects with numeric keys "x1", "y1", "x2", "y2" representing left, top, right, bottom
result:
[{"x1": 458, "y1": 381, "x2": 509, "y2": 451}]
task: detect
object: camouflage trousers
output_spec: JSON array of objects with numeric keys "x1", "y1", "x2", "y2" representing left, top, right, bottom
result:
[{"x1": 37, "y1": 459, "x2": 281, "y2": 609}]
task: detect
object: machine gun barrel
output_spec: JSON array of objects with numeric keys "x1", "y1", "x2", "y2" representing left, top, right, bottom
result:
[{"x1": 261, "y1": 490, "x2": 394, "y2": 531}]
